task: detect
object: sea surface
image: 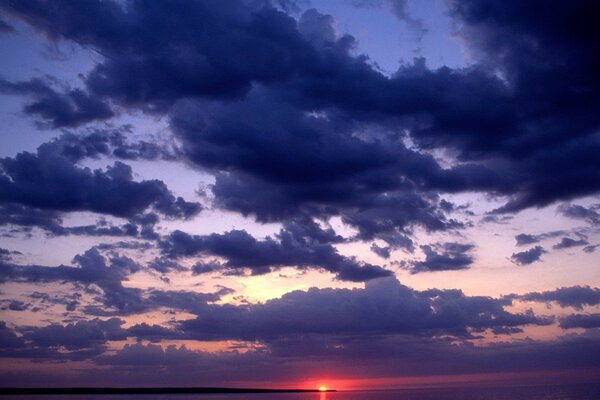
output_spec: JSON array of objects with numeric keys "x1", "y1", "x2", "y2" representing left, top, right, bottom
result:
[{"x1": 3, "y1": 384, "x2": 600, "y2": 400}]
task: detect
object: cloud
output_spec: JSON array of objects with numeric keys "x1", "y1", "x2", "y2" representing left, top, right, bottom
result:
[
  {"x1": 159, "y1": 225, "x2": 392, "y2": 282},
  {"x1": 0, "y1": 203, "x2": 162, "y2": 240},
  {"x1": 21, "y1": 318, "x2": 128, "y2": 351},
  {"x1": 553, "y1": 237, "x2": 589, "y2": 250},
  {"x1": 3, "y1": 0, "x2": 599, "y2": 221},
  {"x1": 1, "y1": 330, "x2": 599, "y2": 387},
  {"x1": 0, "y1": 247, "x2": 147, "y2": 315},
  {"x1": 510, "y1": 246, "x2": 545, "y2": 265},
  {"x1": 0, "y1": 18, "x2": 14, "y2": 33},
  {"x1": 171, "y1": 89, "x2": 488, "y2": 247},
  {"x1": 28, "y1": 291, "x2": 81, "y2": 312},
  {"x1": 0, "y1": 276, "x2": 553, "y2": 362},
  {"x1": 0, "y1": 78, "x2": 113, "y2": 128},
  {"x1": 0, "y1": 248, "x2": 21, "y2": 262},
  {"x1": 0, "y1": 321, "x2": 26, "y2": 350},
  {"x1": 386, "y1": 0, "x2": 426, "y2": 42},
  {"x1": 0, "y1": 149, "x2": 200, "y2": 220},
  {"x1": 0, "y1": 246, "x2": 231, "y2": 316},
  {"x1": 0, "y1": 0, "x2": 319, "y2": 109},
  {"x1": 514, "y1": 286, "x2": 600, "y2": 310},
  {"x1": 177, "y1": 277, "x2": 550, "y2": 341},
  {"x1": 39, "y1": 127, "x2": 179, "y2": 163},
  {"x1": 559, "y1": 314, "x2": 600, "y2": 329},
  {"x1": 0, "y1": 0, "x2": 600, "y2": 386},
  {"x1": 558, "y1": 204, "x2": 600, "y2": 226},
  {"x1": 515, "y1": 231, "x2": 564, "y2": 246},
  {"x1": 5, "y1": 300, "x2": 29, "y2": 311},
  {"x1": 407, "y1": 242, "x2": 474, "y2": 273}
]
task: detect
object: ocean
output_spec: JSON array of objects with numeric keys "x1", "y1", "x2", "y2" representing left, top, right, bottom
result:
[{"x1": 2, "y1": 384, "x2": 600, "y2": 400}]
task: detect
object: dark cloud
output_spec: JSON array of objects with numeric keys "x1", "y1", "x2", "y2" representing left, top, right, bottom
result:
[
  {"x1": 160, "y1": 225, "x2": 392, "y2": 282},
  {"x1": 386, "y1": 0, "x2": 426, "y2": 42},
  {"x1": 0, "y1": 247, "x2": 21, "y2": 262},
  {"x1": 172, "y1": 89, "x2": 487, "y2": 247},
  {"x1": 444, "y1": 1, "x2": 600, "y2": 158},
  {"x1": 4, "y1": 300, "x2": 29, "y2": 311},
  {"x1": 1, "y1": 0, "x2": 599, "y2": 219},
  {"x1": 21, "y1": 318, "x2": 128, "y2": 351},
  {"x1": 583, "y1": 244, "x2": 599, "y2": 253},
  {"x1": 178, "y1": 277, "x2": 550, "y2": 341},
  {"x1": 0, "y1": 150, "x2": 200, "y2": 220},
  {"x1": 4, "y1": 277, "x2": 550, "y2": 351},
  {"x1": 0, "y1": 246, "x2": 231, "y2": 317},
  {"x1": 39, "y1": 127, "x2": 179, "y2": 163},
  {"x1": 407, "y1": 242, "x2": 474, "y2": 273},
  {"x1": 147, "y1": 257, "x2": 185, "y2": 274},
  {"x1": 0, "y1": 78, "x2": 113, "y2": 128},
  {"x1": 0, "y1": 0, "x2": 317, "y2": 110},
  {"x1": 0, "y1": 248, "x2": 146, "y2": 315},
  {"x1": 191, "y1": 260, "x2": 223, "y2": 275},
  {"x1": 0, "y1": 203, "x2": 159, "y2": 240},
  {"x1": 515, "y1": 231, "x2": 564, "y2": 246},
  {"x1": 126, "y1": 323, "x2": 182, "y2": 343},
  {"x1": 515, "y1": 234, "x2": 539, "y2": 246},
  {"x1": 346, "y1": 0, "x2": 427, "y2": 42},
  {"x1": 0, "y1": 204, "x2": 66, "y2": 234},
  {"x1": 558, "y1": 204, "x2": 600, "y2": 226},
  {"x1": 480, "y1": 214, "x2": 513, "y2": 224},
  {"x1": 553, "y1": 237, "x2": 589, "y2": 250},
  {"x1": 1, "y1": 0, "x2": 600, "y2": 386},
  {"x1": 1, "y1": 330, "x2": 599, "y2": 387},
  {"x1": 517, "y1": 286, "x2": 600, "y2": 309},
  {"x1": 29, "y1": 291, "x2": 81, "y2": 312},
  {"x1": 559, "y1": 314, "x2": 600, "y2": 329},
  {"x1": 514, "y1": 286, "x2": 600, "y2": 310},
  {"x1": 370, "y1": 243, "x2": 391, "y2": 259},
  {"x1": 510, "y1": 246, "x2": 545, "y2": 265},
  {"x1": 0, "y1": 18, "x2": 14, "y2": 33},
  {"x1": 0, "y1": 321, "x2": 26, "y2": 350}
]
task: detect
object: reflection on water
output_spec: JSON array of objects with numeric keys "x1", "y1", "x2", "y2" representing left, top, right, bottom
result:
[{"x1": 2, "y1": 383, "x2": 600, "y2": 400}]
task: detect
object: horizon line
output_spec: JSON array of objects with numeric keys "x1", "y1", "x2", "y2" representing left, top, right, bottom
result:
[{"x1": 0, "y1": 387, "x2": 338, "y2": 395}]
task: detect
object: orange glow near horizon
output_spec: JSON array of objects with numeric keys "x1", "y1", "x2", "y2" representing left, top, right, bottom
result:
[{"x1": 318, "y1": 386, "x2": 328, "y2": 391}]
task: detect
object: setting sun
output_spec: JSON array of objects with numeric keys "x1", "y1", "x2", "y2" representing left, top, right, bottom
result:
[{"x1": 319, "y1": 386, "x2": 328, "y2": 392}]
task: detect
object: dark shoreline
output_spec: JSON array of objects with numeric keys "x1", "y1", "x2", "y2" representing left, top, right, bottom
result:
[{"x1": 0, "y1": 387, "x2": 336, "y2": 395}]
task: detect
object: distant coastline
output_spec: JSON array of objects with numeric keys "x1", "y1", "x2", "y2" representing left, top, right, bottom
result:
[{"x1": 0, "y1": 387, "x2": 337, "y2": 395}]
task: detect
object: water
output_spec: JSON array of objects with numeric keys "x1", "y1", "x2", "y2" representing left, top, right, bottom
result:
[{"x1": 3, "y1": 384, "x2": 600, "y2": 400}]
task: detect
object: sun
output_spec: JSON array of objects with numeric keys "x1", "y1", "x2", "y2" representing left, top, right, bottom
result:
[{"x1": 319, "y1": 386, "x2": 328, "y2": 392}]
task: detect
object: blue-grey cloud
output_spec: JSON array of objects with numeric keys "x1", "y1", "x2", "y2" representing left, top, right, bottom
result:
[
  {"x1": 559, "y1": 204, "x2": 600, "y2": 226},
  {"x1": 510, "y1": 246, "x2": 545, "y2": 265},
  {"x1": 160, "y1": 225, "x2": 392, "y2": 282},
  {"x1": 515, "y1": 231, "x2": 564, "y2": 246},
  {"x1": 0, "y1": 18, "x2": 14, "y2": 33},
  {"x1": 0, "y1": 78, "x2": 113, "y2": 128},
  {"x1": 3, "y1": 0, "x2": 598, "y2": 220},
  {"x1": 553, "y1": 237, "x2": 589, "y2": 250},
  {"x1": 406, "y1": 242, "x2": 474, "y2": 273},
  {"x1": 177, "y1": 277, "x2": 550, "y2": 341},
  {"x1": 39, "y1": 127, "x2": 179, "y2": 163},
  {"x1": 0, "y1": 148, "x2": 200, "y2": 220},
  {"x1": 559, "y1": 314, "x2": 600, "y2": 329},
  {"x1": 514, "y1": 286, "x2": 600, "y2": 310}
]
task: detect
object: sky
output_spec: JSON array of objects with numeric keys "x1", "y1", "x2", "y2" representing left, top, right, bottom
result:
[{"x1": 0, "y1": 0, "x2": 599, "y2": 390}]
